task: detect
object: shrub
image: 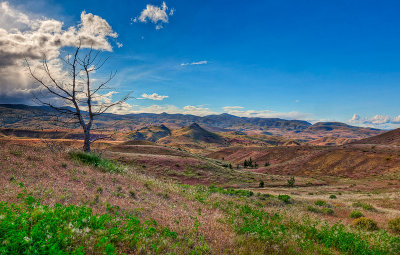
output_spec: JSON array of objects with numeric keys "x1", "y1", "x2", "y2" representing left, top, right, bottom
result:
[
  {"x1": 361, "y1": 203, "x2": 376, "y2": 211},
  {"x1": 259, "y1": 180, "x2": 264, "y2": 188},
  {"x1": 388, "y1": 217, "x2": 400, "y2": 234},
  {"x1": 264, "y1": 162, "x2": 270, "y2": 167},
  {"x1": 287, "y1": 176, "x2": 295, "y2": 187},
  {"x1": 129, "y1": 190, "x2": 137, "y2": 199},
  {"x1": 352, "y1": 217, "x2": 379, "y2": 231},
  {"x1": 69, "y1": 151, "x2": 123, "y2": 173},
  {"x1": 329, "y1": 195, "x2": 337, "y2": 199},
  {"x1": 307, "y1": 205, "x2": 320, "y2": 213},
  {"x1": 315, "y1": 200, "x2": 327, "y2": 207},
  {"x1": 278, "y1": 194, "x2": 292, "y2": 204},
  {"x1": 353, "y1": 202, "x2": 377, "y2": 211},
  {"x1": 349, "y1": 210, "x2": 364, "y2": 219},
  {"x1": 321, "y1": 208, "x2": 334, "y2": 215},
  {"x1": 96, "y1": 187, "x2": 103, "y2": 194}
]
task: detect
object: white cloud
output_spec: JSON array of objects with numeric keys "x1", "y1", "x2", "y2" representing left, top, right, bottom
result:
[
  {"x1": 223, "y1": 106, "x2": 244, "y2": 111},
  {"x1": 0, "y1": 2, "x2": 120, "y2": 103},
  {"x1": 133, "y1": 2, "x2": 174, "y2": 29},
  {"x1": 347, "y1": 113, "x2": 400, "y2": 128},
  {"x1": 223, "y1": 106, "x2": 310, "y2": 120},
  {"x1": 392, "y1": 115, "x2": 400, "y2": 124},
  {"x1": 349, "y1": 114, "x2": 361, "y2": 123},
  {"x1": 138, "y1": 93, "x2": 168, "y2": 101},
  {"x1": 366, "y1": 115, "x2": 391, "y2": 125},
  {"x1": 183, "y1": 105, "x2": 217, "y2": 116},
  {"x1": 117, "y1": 104, "x2": 216, "y2": 116},
  {"x1": 349, "y1": 114, "x2": 391, "y2": 125},
  {"x1": 180, "y1": 60, "x2": 208, "y2": 66}
]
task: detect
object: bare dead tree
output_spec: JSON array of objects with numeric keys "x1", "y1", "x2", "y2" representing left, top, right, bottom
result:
[{"x1": 26, "y1": 44, "x2": 129, "y2": 152}]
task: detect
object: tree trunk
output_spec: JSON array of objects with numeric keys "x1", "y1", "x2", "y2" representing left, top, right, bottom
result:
[{"x1": 83, "y1": 128, "x2": 91, "y2": 152}]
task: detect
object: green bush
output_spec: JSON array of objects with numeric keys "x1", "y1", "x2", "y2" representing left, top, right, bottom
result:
[
  {"x1": 329, "y1": 195, "x2": 337, "y2": 199},
  {"x1": 69, "y1": 151, "x2": 123, "y2": 173},
  {"x1": 361, "y1": 203, "x2": 376, "y2": 211},
  {"x1": 388, "y1": 217, "x2": 400, "y2": 234},
  {"x1": 307, "y1": 206, "x2": 334, "y2": 215},
  {"x1": 349, "y1": 210, "x2": 364, "y2": 219},
  {"x1": 0, "y1": 198, "x2": 209, "y2": 254},
  {"x1": 259, "y1": 180, "x2": 264, "y2": 188},
  {"x1": 278, "y1": 194, "x2": 292, "y2": 204},
  {"x1": 315, "y1": 200, "x2": 327, "y2": 207},
  {"x1": 321, "y1": 208, "x2": 334, "y2": 215},
  {"x1": 352, "y1": 217, "x2": 379, "y2": 231},
  {"x1": 287, "y1": 176, "x2": 295, "y2": 187},
  {"x1": 352, "y1": 202, "x2": 377, "y2": 211},
  {"x1": 307, "y1": 205, "x2": 321, "y2": 213}
]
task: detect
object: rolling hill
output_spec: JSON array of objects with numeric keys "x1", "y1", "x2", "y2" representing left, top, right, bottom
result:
[
  {"x1": 0, "y1": 104, "x2": 385, "y2": 143},
  {"x1": 354, "y1": 128, "x2": 400, "y2": 146},
  {"x1": 127, "y1": 124, "x2": 171, "y2": 142}
]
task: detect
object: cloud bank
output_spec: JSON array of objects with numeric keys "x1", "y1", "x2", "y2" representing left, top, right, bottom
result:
[
  {"x1": 223, "y1": 106, "x2": 311, "y2": 120},
  {"x1": 0, "y1": 2, "x2": 119, "y2": 103},
  {"x1": 348, "y1": 113, "x2": 400, "y2": 128}
]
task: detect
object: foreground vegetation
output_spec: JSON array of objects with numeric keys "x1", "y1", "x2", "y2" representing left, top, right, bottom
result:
[{"x1": 2, "y1": 140, "x2": 400, "y2": 254}]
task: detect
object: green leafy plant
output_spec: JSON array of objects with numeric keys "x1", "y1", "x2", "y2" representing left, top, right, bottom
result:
[
  {"x1": 329, "y1": 195, "x2": 337, "y2": 199},
  {"x1": 0, "y1": 197, "x2": 210, "y2": 254}
]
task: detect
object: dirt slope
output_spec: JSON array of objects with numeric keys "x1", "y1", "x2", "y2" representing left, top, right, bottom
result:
[{"x1": 354, "y1": 128, "x2": 400, "y2": 146}]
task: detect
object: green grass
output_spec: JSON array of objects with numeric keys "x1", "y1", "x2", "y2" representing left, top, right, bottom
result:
[
  {"x1": 69, "y1": 151, "x2": 124, "y2": 173},
  {"x1": 0, "y1": 194, "x2": 209, "y2": 254},
  {"x1": 208, "y1": 185, "x2": 254, "y2": 197}
]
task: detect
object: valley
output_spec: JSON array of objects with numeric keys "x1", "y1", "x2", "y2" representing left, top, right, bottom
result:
[{"x1": 1, "y1": 104, "x2": 400, "y2": 254}]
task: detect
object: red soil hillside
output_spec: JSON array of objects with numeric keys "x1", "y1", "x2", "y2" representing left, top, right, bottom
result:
[
  {"x1": 307, "y1": 137, "x2": 357, "y2": 146},
  {"x1": 208, "y1": 146, "x2": 321, "y2": 167},
  {"x1": 249, "y1": 144, "x2": 400, "y2": 179},
  {"x1": 354, "y1": 128, "x2": 400, "y2": 146}
]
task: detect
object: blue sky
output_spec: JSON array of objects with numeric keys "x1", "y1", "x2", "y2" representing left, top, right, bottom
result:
[{"x1": 3, "y1": 0, "x2": 400, "y2": 127}]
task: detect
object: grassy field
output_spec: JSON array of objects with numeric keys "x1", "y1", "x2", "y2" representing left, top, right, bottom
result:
[{"x1": 1, "y1": 138, "x2": 400, "y2": 254}]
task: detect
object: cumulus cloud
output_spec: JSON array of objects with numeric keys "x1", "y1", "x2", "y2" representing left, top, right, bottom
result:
[
  {"x1": 0, "y1": 2, "x2": 120, "y2": 103},
  {"x1": 138, "y1": 93, "x2": 169, "y2": 101},
  {"x1": 223, "y1": 106, "x2": 310, "y2": 120},
  {"x1": 392, "y1": 115, "x2": 400, "y2": 124},
  {"x1": 347, "y1": 113, "x2": 400, "y2": 128},
  {"x1": 180, "y1": 60, "x2": 208, "y2": 66},
  {"x1": 349, "y1": 114, "x2": 391, "y2": 125},
  {"x1": 133, "y1": 2, "x2": 174, "y2": 30}
]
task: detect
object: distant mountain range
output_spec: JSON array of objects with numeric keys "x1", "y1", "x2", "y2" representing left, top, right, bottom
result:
[{"x1": 0, "y1": 104, "x2": 385, "y2": 140}]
